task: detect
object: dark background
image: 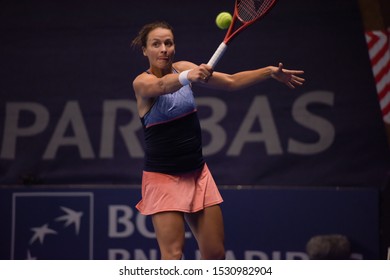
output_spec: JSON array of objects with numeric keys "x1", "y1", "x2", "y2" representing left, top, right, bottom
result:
[{"x1": 1, "y1": 0, "x2": 388, "y2": 186}]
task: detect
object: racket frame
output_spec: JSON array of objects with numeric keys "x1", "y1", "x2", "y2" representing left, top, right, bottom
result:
[{"x1": 207, "y1": 0, "x2": 277, "y2": 68}]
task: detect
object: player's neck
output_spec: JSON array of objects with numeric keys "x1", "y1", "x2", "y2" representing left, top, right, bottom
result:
[{"x1": 149, "y1": 66, "x2": 172, "y2": 78}]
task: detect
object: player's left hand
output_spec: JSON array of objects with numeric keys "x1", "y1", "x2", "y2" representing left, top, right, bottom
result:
[{"x1": 271, "y1": 62, "x2": 305, "y2": 89}]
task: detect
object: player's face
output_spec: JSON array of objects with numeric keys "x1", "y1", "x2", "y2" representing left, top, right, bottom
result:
[{"x1": 143, "y1": 28, "x2": 175, "y2": 70}]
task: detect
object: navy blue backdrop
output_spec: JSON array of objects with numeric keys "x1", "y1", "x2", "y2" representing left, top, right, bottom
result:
[
  {"x1": 1, "y1": 0, "x2": 389, "y2": 186},
  {"x1": 0, "y1": 185, "x2": 380, "y2": 260}
]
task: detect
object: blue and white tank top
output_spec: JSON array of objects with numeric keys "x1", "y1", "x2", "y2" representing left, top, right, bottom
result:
[{"x1": 140, "y1": 70, "x2": 204, "y2": 174}]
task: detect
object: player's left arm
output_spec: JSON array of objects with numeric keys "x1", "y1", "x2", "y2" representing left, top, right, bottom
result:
[{"x1": 205, "y1": 62, "x2": 305, "y2": 91}]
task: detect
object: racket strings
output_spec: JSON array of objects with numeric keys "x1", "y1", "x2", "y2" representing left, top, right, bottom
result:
[{"x1": 237, "y1": 0, "x2": 275, "y2": 22}]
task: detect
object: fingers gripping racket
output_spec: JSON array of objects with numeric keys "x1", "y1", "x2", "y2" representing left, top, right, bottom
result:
[{"x1": 207, "y1": 0, "x2": 277, "y2": 68}]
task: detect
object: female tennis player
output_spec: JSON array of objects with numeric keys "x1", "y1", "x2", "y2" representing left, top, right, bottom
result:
[{"x1": 131, "y1": 21, "x2": 304, "y2": 260}]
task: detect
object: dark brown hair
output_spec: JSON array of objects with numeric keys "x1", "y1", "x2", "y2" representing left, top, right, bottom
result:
[{"x1": 131, "y1": 21, "x2": 174, "y2": 50}]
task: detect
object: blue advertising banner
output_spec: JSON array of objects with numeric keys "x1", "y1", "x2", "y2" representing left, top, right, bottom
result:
[
  {"x1": 0, "y1": 0, "x2": 389, "y2": 187},
  {"x1": 0, "y1": 185, "x2": 380, "y2": 260}
]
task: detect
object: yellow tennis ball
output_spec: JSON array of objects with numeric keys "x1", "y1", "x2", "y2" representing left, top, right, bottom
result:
[{"x1": 216, "y1": 12, "x2": 232, "y2": 29}]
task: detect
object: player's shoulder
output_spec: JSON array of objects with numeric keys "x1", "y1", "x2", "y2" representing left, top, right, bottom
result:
[
  {"x1": 133, "y1": 71, "x2": 144, "y2": 82},
  {"x1": 132, "y1": 71, "x2": 151, "y2": 89},
  {"x1": 173, "y1": 61, "x2": 198, "y2": 72}
]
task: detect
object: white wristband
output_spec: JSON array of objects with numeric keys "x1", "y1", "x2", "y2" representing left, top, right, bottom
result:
[{"x1": 178, "y1": 70, "x2": 191, "y2": 86}]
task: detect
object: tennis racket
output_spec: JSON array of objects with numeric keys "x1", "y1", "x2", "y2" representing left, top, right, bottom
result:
[{"x1": 207, "y1": 0, "x2": 278, "y2": 68}]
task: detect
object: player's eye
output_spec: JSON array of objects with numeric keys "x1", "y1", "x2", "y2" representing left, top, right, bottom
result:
[{"x1": 164, "y1": 41, "x2": 173, "y2": 47}]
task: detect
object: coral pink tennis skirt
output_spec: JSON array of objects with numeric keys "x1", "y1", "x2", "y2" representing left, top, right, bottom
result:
[{"x1": 136, "y1": 164, "x2": 223, "y2": 215}]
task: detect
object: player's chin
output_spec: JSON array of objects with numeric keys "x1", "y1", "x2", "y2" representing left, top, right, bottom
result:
[
  {"x1": 156, "y1": 59, "x2": 171, "y2": 67},
  {"x1": 153, "y1": 62, "x2": 168, "y2": 70}
]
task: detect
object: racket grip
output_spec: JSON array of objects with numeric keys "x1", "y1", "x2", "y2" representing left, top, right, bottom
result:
[{"x1": 207, "y1": 42, "x2": 228, "y2": 69}]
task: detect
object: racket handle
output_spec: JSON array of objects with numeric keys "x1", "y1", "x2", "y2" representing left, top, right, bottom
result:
[{"x1": 207, "y1": 42, "x2": 228, "y2": 69}]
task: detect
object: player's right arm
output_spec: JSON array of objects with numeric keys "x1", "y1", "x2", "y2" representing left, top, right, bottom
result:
[
  {"x1": 132, "y1": 61, "x2": 212, "y2": 98},
  {"x1": 132, "y1": 61, "x2": 213, "y2": 117},
  {"x1": 133, "y1": 72, "x2": 183, "y2": 98}
]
